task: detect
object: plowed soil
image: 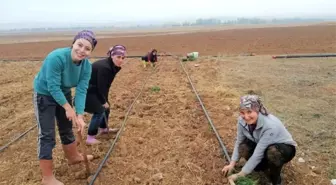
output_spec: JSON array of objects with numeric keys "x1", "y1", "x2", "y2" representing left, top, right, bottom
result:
[
  {"x1": 0, "y1": 24, "x2": 335, "y2": 60},
  {"x1": 0, "y1": 24, "x2": 335, "y2": 185}
]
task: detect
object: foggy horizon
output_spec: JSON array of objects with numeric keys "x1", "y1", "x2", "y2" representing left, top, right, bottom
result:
[{"x1": 1, "y1": 0, "x2": 336, "y2": 30}]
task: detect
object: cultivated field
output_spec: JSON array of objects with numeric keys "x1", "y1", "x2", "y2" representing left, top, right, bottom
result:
[{"x1": 0, "y1": 23, "x2": 335, "y2": 185}]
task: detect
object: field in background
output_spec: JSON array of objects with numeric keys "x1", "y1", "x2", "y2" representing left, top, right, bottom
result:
[
  {"x1": 0, "y1": 23, "x2": 335, "y2": 185},
  {"x1": 1, "y1": 22, "x2": 334, "y2": 44},
  {"x1": 0, "y1": 24, "x2": 335, "y2": 60}
]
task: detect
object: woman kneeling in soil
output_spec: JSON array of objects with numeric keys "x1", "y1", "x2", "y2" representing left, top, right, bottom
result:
[
  {"x1": 222, "y1": 95, "x2": 297, "y2": 185},
  {"x1": 84, "y1": 45, "x2": 127, "y2": 144},
  {"x1": 33, "y1": 30, "x2": 97, "y2": 185},
  {"x1": 141, "y1": 49, "x2": 158, "y2": 68}
]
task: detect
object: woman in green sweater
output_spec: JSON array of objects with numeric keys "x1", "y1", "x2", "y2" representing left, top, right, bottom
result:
[{"x1": 33, "y1": 30, "x2": 97, "y2": 185}]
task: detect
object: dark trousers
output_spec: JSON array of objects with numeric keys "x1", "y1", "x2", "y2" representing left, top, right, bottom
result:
[
  {"x1": 239, "y1": 139, "x2": 296, "y2": 184},
  {"x1": 33, "y1": 92, "x2": 75, "y2": 160},
  {"x1": 85, "y1": 93, "x2": 110, "y2": 136},
  {"x1": 88, "y1": 108, "x2": 110, "y2": 136},
  {"x1": 141, "y1": 56, "x2": 156, "y2": 63}
]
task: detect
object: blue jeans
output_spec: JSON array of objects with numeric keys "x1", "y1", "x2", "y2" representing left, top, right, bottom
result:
[{"x1": 88, "y1": 109, "x2": 110, "y2": 136}]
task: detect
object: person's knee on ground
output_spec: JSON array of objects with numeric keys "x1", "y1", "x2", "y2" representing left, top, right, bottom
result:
[
  {"x1": 142, "y1": 60, "x2": 147, "y2": 67},
  {"x1": 238, "y1": 139, "x2": 256, "y2": 160},
  {"x1": 265, "y1": 144, "x2": 295, "y2": 185},
  {"x1": 266, "y1": 145, "x2": 283, "y2": 167},
  {"x1": 265, "y1": 145, "x2": 283, "y2": 185},
  {"x1": 238, "y1": 139, "x2": 269, "y2": 172},
  {"x1": 238, "y1": 142, "x2": 251, "y2": 160}
]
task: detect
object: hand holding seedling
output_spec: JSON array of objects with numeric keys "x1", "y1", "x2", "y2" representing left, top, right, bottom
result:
[
  {"x1": 228, "y1": 173, "x2": 239, "y2": 181},
  {"x1": 222, "y1": 162, "x2": 241, "y2": 185},
  {"x1": 222, "y1": 163, "x2": 235, "y2": 177}
]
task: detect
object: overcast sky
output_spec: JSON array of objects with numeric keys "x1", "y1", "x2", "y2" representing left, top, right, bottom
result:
[{"x1": 1, "y1": 0, "x2": 335, "y2": 25}]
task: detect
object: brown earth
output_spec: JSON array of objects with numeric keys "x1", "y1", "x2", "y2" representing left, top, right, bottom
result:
[
  {"x1": 0, "y1": 24, "x2": 335, "y2": 185},
  {"x1": 0, "y1": 24, "x2": 335, "y2": 61}
]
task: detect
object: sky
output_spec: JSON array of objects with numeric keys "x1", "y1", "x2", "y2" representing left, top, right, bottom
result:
[{"x1": 1, "y1": 0, "x2": 336, "y2": 28}]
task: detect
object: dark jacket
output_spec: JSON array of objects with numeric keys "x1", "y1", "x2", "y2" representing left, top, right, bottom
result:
[
  {"x1": 84, "y1": 57, "x2": 121, "y2": 113},
  {"x1": 142, "y1": 52, "x2": 157, "y2": 62}
]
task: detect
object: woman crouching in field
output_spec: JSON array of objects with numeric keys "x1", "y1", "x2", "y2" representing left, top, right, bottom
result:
[
  {"x1": 33, "y1": 30, "x2": 97, "y2": 185},
  {"x1": 222, "y1": 95, "x2": 297, "y2": 185},
  {"x1": 141, "y1": 48, "x2": 158, "y2": 68}
]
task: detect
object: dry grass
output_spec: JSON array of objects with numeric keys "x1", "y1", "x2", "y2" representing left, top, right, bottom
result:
[
  {"x1": 0, "y1": 55, "x2": 335, "y2": 185},
  {"x1": 185, "y1": 56, "x2": 336, "y2": 184}
]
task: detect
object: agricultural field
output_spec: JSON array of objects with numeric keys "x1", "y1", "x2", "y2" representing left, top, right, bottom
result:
[{"x1": 0, "y1": 23, "x2": 335, "y2": 185}]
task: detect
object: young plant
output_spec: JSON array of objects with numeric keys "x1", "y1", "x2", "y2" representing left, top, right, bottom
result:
[
  {"x1": 151, "y1": 86, "x2": 161, "y2": 92},
  {"x1": 235, "y1": 176, "x2": 258, "y2": 185}
]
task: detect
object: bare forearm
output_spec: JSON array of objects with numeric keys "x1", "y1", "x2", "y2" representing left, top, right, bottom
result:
[
  {"x1": 62, "y1": 102, "x2": 72, "y2": 111},
  {"x1": 229, "y1": 161, "x2": 237, "y2": 167}
]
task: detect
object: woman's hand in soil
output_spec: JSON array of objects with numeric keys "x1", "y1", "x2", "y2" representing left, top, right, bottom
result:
[
  {"x1": 222, "y1": 162, "x2": 235, "y2": 177},
  {"x1": 228, "y1": 171, "x2": 246, "y2": 182}
]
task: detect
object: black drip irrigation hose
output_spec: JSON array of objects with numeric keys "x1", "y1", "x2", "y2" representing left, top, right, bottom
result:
[
  {"x1": 2, "y1": 52, "x2": 336, "y2": 62},
  {"x1": 0, "y1": 125, "x2": 37, "y2": 152},
  {"x1": 0, "y1": 55, "x2": 161, "y2": 154},
  {"x1": 0, "y1": 59, "x2": 42, "y2": 62},
  {"x1": 272, "y1": 53, "x2": 336, "y2": 59},
  {"x1": 88, "y1": 65, "x2": 156, "y2": 185},
  {"x1": 0, "y1": 52, "x2": 233, "y2": 182},
  {"x1": 0, "y1": 54, "x2": 173, "y2": 62},
  {"x1": 169, "y1": 53, "x2": 231, "y2": 162}
]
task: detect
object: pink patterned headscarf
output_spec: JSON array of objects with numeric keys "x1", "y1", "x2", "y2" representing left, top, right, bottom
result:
[
  {"x1": 240, "y1": 95, "x2": 268, "y2": 115},
  {"x1": 73, "y1": 30, "x2": 97, "y2": 49},
  {"x1": 107, "y1": 45, "x2": 126, "y2": 57}
]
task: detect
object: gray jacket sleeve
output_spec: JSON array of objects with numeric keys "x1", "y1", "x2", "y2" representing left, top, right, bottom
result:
[
  {"x1": 242, "y1": 127, "x2": 277, "y2": 174},
  {"x1": 231, "y1": 121, "x2": 246, "y2": 162}
]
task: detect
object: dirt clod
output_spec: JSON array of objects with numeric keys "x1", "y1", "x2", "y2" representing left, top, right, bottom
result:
[{"x1": 150, "y1": 173, "x2": 163, "y2": 182}]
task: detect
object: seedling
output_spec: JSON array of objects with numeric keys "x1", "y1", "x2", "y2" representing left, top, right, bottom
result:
[
  {"x1": 235, "y1": 176, "x2": 258, "y2": 185},
  {"x1": 151, "y1": 86, "x2": 161, "y2": 92}
]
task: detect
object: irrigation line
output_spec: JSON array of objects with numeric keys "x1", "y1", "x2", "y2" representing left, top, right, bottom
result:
[
  {"x1": 0, "y1": 58, "x2": 159, "y2": 153},
  {"x1": 88, "y1": 65, "x2": 158, "y2": 185},
  {"x1": 0, "y1": 125, "x2": 37, "y2": 152},
  {"x1": 0, "y1": 54, "x2": 173, "y2": 62},
  {"x1": 170, "y1": 53, "x2": 232, "y2": 162}
]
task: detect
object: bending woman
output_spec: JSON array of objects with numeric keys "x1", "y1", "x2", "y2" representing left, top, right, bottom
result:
[
  {"x1": 85, "y1": 45, "x2": 127, "y2": 144},
  {"x1": 222, "y1": 95, "x2": 297, "y2": 185},
  {"x1": 33, "y1": 30, "x2": 97, "y2": 185}
]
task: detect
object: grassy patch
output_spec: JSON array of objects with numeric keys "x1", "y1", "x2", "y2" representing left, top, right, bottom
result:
[
  {"x1": 329, "y1": 165, "x2": 336, "y2": 179},
  {"x1": 150, "y1": 86, "x2": 161, "y2": 92},
  {"x1": 236, "y1": 176, "x2": 258, "y2": 185}
]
